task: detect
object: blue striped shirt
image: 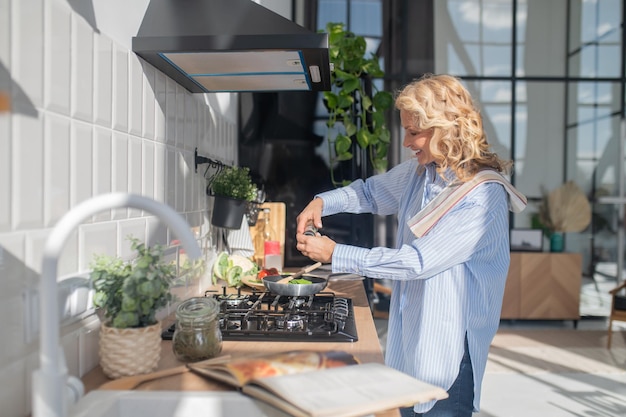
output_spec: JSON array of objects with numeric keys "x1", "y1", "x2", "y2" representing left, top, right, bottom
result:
[{"x1": 317, "y1": 159, "x2": 510, "y2": 413}]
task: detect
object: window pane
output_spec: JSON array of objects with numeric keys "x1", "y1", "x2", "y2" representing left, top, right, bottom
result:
[
  {"x1": 569, "y1": 0, "x2": 622, "y2": 77},
  {"x1": 350, "y1": 0, "x2": 382, "y2": 36},
  {"x1": 317, "y1": 0, "x2": 347, "y2": 30},
  {"x1": 436, "y1": 0, "x2": 512, "y2": 76},
  {"x1": 518, "y1": 0, "x2": 567, "y2": 77},
  {"x1": 465, "y1": 80, "x2": 512, "y2": 160},
  {"x1": 515, "y1": 82, "x2": 566, "y2": 198}
]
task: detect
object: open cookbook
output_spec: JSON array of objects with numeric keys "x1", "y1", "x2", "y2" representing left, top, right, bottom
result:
[{"x1": 187, "y1": 350, "x2": 448, "y2": 417}]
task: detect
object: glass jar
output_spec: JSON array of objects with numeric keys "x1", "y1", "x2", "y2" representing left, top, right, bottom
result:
[{"x1": 172, "y1": 297, "x2": 222, "y2": 362}]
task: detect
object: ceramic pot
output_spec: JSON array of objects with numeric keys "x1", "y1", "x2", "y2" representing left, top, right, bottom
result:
[
  {"x1": 211, "y1": 195, "x2": 247, "y2": 229},
  {"x1": 550, "y1": 232, "x2": 564, "y2": 252},
  {"x1": 99, "y1": 321, "x2": 162, "y2": 379}
]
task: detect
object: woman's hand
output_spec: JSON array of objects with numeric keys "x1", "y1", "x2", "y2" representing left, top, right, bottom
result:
[
  {"x1": 295, "y1": 233, "x2": 336, "y2": 264},
  {"x1": 296, "y1": 197, "x2": 324, "y2": 234}
]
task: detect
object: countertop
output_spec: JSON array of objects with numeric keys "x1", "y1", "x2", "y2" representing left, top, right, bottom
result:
[{"x1": 81, "y1": 279, "x2": 400, "y2": 417}]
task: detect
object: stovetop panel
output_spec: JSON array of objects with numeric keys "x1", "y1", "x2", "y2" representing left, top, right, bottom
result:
[{"x1": 162, "y1": 289, "x2": 358, "y2": 343}]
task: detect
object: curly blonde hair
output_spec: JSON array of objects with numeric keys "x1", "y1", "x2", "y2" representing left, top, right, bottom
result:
[{"x1": 395, "y1": 74, "x2": 511, "y2": 182}]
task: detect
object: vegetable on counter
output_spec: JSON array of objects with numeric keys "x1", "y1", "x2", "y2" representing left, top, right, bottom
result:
[
  {"x1": 288, "y1": 278, "x2": 313, "y2": 285},
  {"x1": 212, "y1": 252, "x2": 259, "y2": 288},
  {"x1": 257, "y1": 268, "x2": 279, "y2": 280}
]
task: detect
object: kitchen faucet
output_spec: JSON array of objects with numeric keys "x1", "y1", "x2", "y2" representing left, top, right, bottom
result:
[{"x1": 33, "y1": 193, "x2": 202, "y2": 417}]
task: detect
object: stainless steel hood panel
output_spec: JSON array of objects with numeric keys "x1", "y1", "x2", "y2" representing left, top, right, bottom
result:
[{"x1": 132, "y1": 0, "x2": 331, "y2": 93}]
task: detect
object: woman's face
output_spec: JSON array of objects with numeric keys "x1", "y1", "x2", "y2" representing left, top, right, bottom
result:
[{"x1": 400, "y1": 110, "x2": 434, "y2": 165}]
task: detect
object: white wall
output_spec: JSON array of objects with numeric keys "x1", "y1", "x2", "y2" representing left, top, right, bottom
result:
[{"x1": 0, "y1": 0, "x2": 238, "y2": 415}]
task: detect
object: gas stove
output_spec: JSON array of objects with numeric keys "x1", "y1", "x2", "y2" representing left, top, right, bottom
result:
[{"x1": 163, "y1": 288, "x2": 358, "y2": 342}]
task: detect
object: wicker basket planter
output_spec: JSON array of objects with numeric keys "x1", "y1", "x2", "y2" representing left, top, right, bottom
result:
[{"x1": 99, "y1": 321, "x2": 162, "y2": 379}]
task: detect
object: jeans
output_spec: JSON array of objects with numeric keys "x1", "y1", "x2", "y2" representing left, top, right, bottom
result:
[{"x1": 399, "y1": 337, "x2": 475, "y2": 417}]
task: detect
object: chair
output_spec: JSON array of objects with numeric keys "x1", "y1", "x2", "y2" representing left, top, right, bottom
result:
[{"x1": 607, "y1": 280, "x2": 626, "y2": 348}]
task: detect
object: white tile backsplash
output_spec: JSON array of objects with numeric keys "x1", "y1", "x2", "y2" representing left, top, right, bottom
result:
[
  {"x1": 1, "y1": 1, "x2": 239, "y2": 414},
  {"x1": 70, "y1": 120, "x2": 93, "y2": 206},
  {"x1": 12, "y1": 0, "x2": 44, "y2": 109},
  {"x1": 0, "y1": 0, "x2": 10, "y2": 65},
  {"x1": 128, "y1": 136, "x2": 143, "y2": 217},
  {"x1": 112, "y1": 43, "x2": 129, "y2": 132},
  {"x1": 0, "y1": 117, "x2": 10, "y2": 232},
  {"x1": 111, "y1": 131, "x2": 129, "y2": 219},
  {"x1": 13, "y1": 114, "x2": 44, "y2": 230},
  {"x1": 93, "y1": 33, "x2": 112, "y2": 127},
  {"x1": 128, "y1": 55, "x2": 143, "y2": 136},
  {"x1": 176, "y1": 84, "x2": 185, "y2": 150},
  {"x1": 44, "y1": 0, "x2": 71, "y2": 115},
  {"x1": 118, "y1": 218, "x2": 148, "y2": 258},
  {"x1": 165, "y1": 76, "x2": 177, "y2": 146},
  {"x1": 146, "y1": 216, "x2": 169, "y2": 248},
  {"x1": 142, "y1": 140, "x2": 155, "y2": 202},
  {"x1": 44, "y1": 113, "x2": 71, "y2": 227},
  {"x1": 154, "y1": 141, "x2": 166, "y2": 202},
  {"x1": 0, "y1": 358, "x2": 27, "y2": 417},
  {"x1": 71, "y1": 16, "x2": 94, "y2": 122},
  {"x1": 154, "y1": 70, "x2": 166, "y2": 143},
  {"x1": 78, "y1": 318, "x2": 101, "y2": 376},
  {"x1": 0, "y1": 290, "x2": 27, "y2": 355},
  {"x1": 80, "y1": 222, "x2": 118, "y2": 266},
  {"x1": 165, "y1": 147, "x2": 177, "y2": 210},
  {"x1": 92, "y1": 126, "x2": 112, "y2": 222},
  {"x1": 142, "y1": 64, "x2": 156, "y2": 139}
]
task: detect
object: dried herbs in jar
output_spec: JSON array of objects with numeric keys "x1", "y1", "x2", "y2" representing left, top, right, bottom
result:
[{"x1": 172, "y1": 297, "x2": 222, "y2": 362}]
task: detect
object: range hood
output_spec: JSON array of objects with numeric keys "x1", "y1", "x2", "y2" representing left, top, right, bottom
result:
[{"x1": 132, "y1": 0, "x2": 331, "y2": 93}]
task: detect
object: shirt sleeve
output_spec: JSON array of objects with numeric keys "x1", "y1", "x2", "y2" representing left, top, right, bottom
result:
[
  {"x1": 316, "y1": 161, "x2": 416, "y2": 216},
  {"x1": 331, "y1": 182, "x2": 509, "y2": 280}
]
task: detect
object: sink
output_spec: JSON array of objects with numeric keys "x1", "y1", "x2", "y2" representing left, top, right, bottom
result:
[{"x1": 70, "y1": 391, "x2": 292, "y2": 417}]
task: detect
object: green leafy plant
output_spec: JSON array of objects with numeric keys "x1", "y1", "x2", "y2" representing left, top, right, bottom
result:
[
  {"x1": 90, "y1": 237, "x2": 177, "y2": 328},
  {"x1": 323, "y1": 22, "x2": 393, "y2": 186},
  {"x1": 210, "y1": 166, "x2": 258, "y2": 201}
]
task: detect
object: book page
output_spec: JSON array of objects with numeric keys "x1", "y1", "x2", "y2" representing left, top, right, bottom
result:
[
  {"x1": 242, "y1": 363, "x2": 449, "y2": 417},
  {"x1": 188, "y1": 350, "x2": 359, "y2": 388}
]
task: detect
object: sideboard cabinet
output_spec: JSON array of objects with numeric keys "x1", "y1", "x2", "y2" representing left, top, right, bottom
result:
[{"x1": 500, "y1": 252, "x2": 582, "y2": 323}]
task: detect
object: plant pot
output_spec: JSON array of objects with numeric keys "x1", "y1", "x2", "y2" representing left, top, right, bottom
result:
[
  {"x1": 211, "y1": 195, "x2": 247, "y2": 229},
  {"x1": 99, "y1": 321, "x2": 162, "y2": 379},
  {"x1": 550, "y1": 232, "x2": 564, "y2": 252}
]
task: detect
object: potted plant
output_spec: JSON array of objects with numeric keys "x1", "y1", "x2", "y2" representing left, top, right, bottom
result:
[
  {"x1": 209, "y1": 165, "x2": 258, "y2": 229},
  {"x1": 90, "y1": 237, "x2": 177, "y2": 379},
  {"x1": 536, "y1": 181, "x2": 592, "y2": 252},
  {"x1": 323, "y1": 22, "x2": 393, "y2": 187}
]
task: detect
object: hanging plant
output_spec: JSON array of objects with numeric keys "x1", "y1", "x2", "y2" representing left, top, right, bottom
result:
[{"x1": 323, "y1": 22, "x2": 393, "y2": 187}]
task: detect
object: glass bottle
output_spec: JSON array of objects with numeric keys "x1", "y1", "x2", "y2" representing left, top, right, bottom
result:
[
  {"x1": 264, "y1": 208, "x2": 282, "y2": 270},
  {"x1": 172, "y1": 297, "x2": 222, "y2": 362},
  {"x1": 253, "y1": 209, "x2": 267, "y2": 265},
  {"x1": 254, "y1": 208, "x2": 280, "y2": 269}
]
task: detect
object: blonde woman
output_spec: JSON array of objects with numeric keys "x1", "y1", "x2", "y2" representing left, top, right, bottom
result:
[{"x1": 295, "y1": 74, "x2": 526, "y2": 417}]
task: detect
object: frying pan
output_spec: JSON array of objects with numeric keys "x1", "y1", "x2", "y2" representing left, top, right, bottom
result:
[{"x1": 262, "y1": 275, "x2": 328, "y2": 296}]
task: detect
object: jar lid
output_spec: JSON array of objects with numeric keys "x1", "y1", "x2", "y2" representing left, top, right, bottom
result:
[{"x1": 176, "y1": 297, "x2": 219, "y2": 321}]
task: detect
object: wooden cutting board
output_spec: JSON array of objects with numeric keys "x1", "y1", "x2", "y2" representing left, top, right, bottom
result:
[{"x1": 248, "y1": 202, "x2": 286, "y2": 267}]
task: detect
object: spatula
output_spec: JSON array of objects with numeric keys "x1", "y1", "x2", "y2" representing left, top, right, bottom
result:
[
  {"x1": 276, "y1": 262, "x2": 323, "y2": 284},
  {"x1": 97, "y1": 354, "x2": 231, "y2": 390}
]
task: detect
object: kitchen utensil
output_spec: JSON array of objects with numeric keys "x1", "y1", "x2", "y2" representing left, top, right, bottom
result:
[
  {"x1": 263, "y1": 275, "x2": 328, "y2": 296},
  {"x1": 97, "y1": 355, "x2": 231, "y2": 390},
  {"x1": 303, "y1": 225, "x2": 318, "y2": 236},
  {"x1": 276, "y1": 262, "x2": 323, "y2": 284}
]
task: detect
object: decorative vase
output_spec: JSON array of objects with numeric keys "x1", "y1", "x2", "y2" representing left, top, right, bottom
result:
[
  {"x1": 99, "y1": 321, "x2": 162, "y2": 379},
  {"x1": 211, "y1": 195, "x2": 247, "y2": 229},
  {"x1": 550, "y1": 232, "x2": 564, "y2": 252}
]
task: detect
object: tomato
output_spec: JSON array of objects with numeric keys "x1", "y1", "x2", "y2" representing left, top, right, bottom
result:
[{"x1": 257, "y1": 268, "x2": 279, "y2": 280}]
